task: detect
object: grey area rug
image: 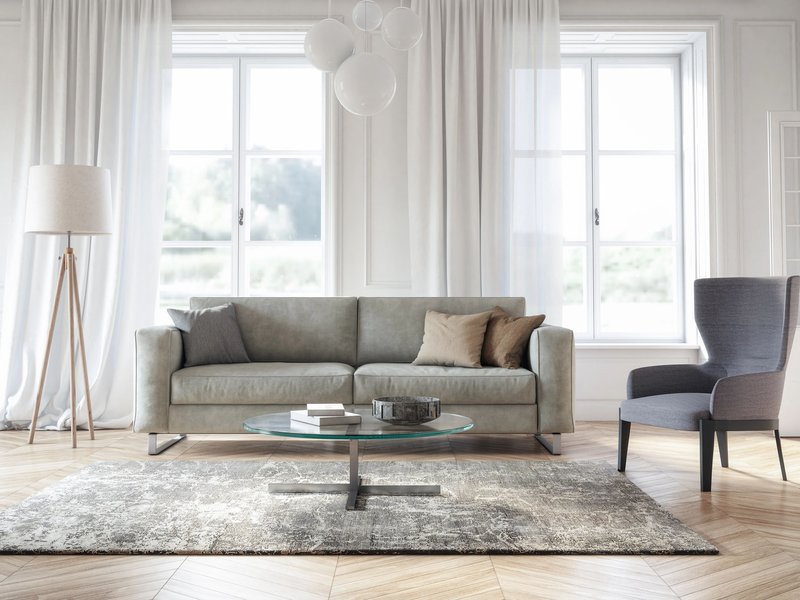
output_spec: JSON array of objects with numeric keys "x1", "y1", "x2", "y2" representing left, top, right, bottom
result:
[{"x1": 0, "y1": 460, "x2": 717, "y2": 555}]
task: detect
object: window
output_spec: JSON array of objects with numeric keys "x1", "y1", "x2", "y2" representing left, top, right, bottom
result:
[
  {"x1": 561, "y1": 56, "x2": 684, "y2": 341},
  {"x1": 159, "y1": 54, "x2": 326, "y2": 316}
]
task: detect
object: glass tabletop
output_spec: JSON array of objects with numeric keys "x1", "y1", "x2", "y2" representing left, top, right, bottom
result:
[{"x1": 243, "y1": 410, "x2": 474, "y2": 440}]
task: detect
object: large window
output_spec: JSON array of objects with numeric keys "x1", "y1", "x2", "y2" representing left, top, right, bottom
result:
[
  {"x1": 561, "y1": 56, "x2": 684, "y2": 341},
  {"x1": 160, "y1": 56, "x2": 326, "y2": 315}
]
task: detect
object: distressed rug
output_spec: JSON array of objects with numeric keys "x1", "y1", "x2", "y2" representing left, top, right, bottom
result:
[{"x1": 0, "y1": 460, "x2": 717, "y2": 555}]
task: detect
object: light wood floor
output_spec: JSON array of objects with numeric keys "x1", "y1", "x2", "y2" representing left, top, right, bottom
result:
[{"x1": 0, "y1": 422, "x2": 798, "y2": 600}]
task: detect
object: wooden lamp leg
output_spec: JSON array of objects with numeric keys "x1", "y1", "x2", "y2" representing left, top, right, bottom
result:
[
  {"x1": 30, "y1": 245, "x2": 96, "y2": 447},
  {"x1": 29, "y1": 255, "x2": 67, "y2": 444},
  {"x1": 68, "y1": 252, "x2": 95, "y2": 440},
  {"x1": 65, "y1": 248, "x2": 78, "y2": 449}
]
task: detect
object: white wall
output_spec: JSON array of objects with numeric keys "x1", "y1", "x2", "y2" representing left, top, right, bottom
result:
[{"x1": 1, "y1": 0, "x2": 799, "y2": 424}]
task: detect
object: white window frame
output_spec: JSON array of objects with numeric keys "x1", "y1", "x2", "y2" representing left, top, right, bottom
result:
[
  {"x1": 559, "y1": 24, "x2": 718, "y2": 346},
  {"x1": 562, "y1": 55, "x2": 685, "y2": 342},
  {"x1": 239, "y1": 55, "x2": 327, "y2": 296},
  {"x1": 163, "y1": 52, "x2": 332, "y2": 303},
  {"x1": 164, "y1": 57, "x2": 240, "y2": 299}
]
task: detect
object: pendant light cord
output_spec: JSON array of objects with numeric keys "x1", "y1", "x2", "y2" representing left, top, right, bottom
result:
[{"x1": 363, "y1": 0, "x2": 368, "y2": 230}]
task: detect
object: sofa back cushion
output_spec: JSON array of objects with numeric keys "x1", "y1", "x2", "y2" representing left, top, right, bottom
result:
[
  {"x1": 190, "y1": 297, "x2": 358, "y2": 364},
  {"x1": 357, "y1": 297, "x2": 525, "y2": 365}
]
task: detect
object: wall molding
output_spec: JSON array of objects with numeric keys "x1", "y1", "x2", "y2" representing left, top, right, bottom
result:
[
  {"x1": 733, "y1": 20, "x2": 798, "y2": 110},
  {"x1": 733, "y1": 19, "x2": 798, "y2": 275}
]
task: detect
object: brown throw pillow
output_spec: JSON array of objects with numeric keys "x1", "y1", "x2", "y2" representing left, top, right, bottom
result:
[
  {"x1": 481, "y1": 306, "x2": 545, "y2": 369},
  {"x1": 413, "y1": 310, "x2": 493, "y2": 368}
]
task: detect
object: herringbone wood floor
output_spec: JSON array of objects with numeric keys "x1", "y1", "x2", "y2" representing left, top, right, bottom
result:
[{"x1": 0, "y1": 422, "x2": 798, "y2": 599}]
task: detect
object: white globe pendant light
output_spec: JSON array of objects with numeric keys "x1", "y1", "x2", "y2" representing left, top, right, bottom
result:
[
  {"x1": 334, "y1": 53, "x2": 397, "y2": 116},
  {"x1": 304, "y1": 18, "x2": 355, "y2": 72},
  {"x1": 381, "y1": 6, "x2": 423, "y2": 50},
  {"x1": 352, "y1": 0, "x2": 383, "y2": 32}
]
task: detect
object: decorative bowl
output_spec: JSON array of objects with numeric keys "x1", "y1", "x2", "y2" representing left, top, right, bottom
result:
[{"x1": 372, "y1": 396, "x2": 441, "y2": 425}]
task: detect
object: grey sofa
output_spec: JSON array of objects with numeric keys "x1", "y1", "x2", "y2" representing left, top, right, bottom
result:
[{"x1": 134, "y1": 296, "x2": 575, "y2": 454}]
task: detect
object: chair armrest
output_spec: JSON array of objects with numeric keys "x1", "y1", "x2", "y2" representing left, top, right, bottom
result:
[
  {"x1": 627, "y1": 364, "x2": 722, "y2": 399},
  {"x1": 528, "y1": 325, "x2": 575, "y2": 434},
  {"x1": 134, "y1": 326, "x2": 183, "y2": 433},
  {"x1": 710, "y1": 370, "x2": 785, "y2": 420}
]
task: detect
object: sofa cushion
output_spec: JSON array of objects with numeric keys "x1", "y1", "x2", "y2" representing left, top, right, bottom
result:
[
  {"x1": 482, "y1": 307, "x2": 545, "y2": 369},
  {"x1": 413, "y1": 310, "x2": 493, "y2": 368},
  {"x1": 190, "y1": 297, "x2": 357, "y2": 365},
  {"x1": 353, "y1": 363, "x2": 536, "y2": 405},
  {"x1": 167, "y1": 303, "x2": 250, "y2": 367},
  {"x1": 171, "y1": 362, "x2": 353, "y2": 406},
  {"x1": 357, "y1": 297, "x2": 526, "y2": 365}
]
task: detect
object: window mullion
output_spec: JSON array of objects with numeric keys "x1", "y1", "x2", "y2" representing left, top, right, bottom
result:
[
  {"x1": 589, "y1": 57, "x2": 601, "y2": 340},
  {"x1": 233, "y1": 58, "x2": 244, "y2": 296}
]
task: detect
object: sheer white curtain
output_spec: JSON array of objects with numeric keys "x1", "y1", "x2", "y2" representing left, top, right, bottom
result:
[
  {"x1": 0, "y1": 0, "x2": 171, "y2": 430},
  {"x1": 407, "y1": 0, "x2": 562, "y2": 320}
]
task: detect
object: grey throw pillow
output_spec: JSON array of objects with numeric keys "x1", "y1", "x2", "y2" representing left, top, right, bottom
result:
[{"x1": 167, "y1": 303, "x2": 251, "y2": 367}]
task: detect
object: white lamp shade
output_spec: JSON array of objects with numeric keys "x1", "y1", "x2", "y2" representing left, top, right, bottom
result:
[
  {"x1": 334, "y1": 53, "x2": 397, "y2": 116},
  {"x1": 352, "y1": 0, "x2": 383, "y2": 32},
  {"x1": 304, "y1": 18, "x2": 355, "y2": 72},
  {"x1": 381, "y1": 7, "x2": 423, "y2": 51},
  {"x1": 25, "y1": 165, "x2": 113, "y2": 235}
]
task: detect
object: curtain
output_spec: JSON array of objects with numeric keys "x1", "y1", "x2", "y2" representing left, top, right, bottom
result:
[
  {"x1": 0, "y1": 0, "x2": 171, "y2": 430},
  {"x1": 407, "y1": 0, "x2": 562, "y2": 320}
]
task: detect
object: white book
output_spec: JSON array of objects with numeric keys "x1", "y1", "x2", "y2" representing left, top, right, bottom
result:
[
  {"x1": 306, "y1": 403, "x2": 346, "y2": 416},
  {"x1": 291, "y1": 410, "x2": 361, "y2": 426}
]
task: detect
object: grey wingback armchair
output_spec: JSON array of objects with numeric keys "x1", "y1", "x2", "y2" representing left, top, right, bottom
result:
[{"x1": 618, "y1": 276, "x2": 799, "y2": 491}]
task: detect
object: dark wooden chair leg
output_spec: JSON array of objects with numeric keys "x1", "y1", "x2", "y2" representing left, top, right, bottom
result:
[
  {"x1": 716, "y1": 430, "x2": 729, "y2": 468},
  {"x1": 700, "y1": 420, "x2": 715, "y2": 492},
  {"x1": 775, "y1": 430, "x2": 788, "y2": 481},
  {"x1": 618, "y1": 415, "x2": 631, "y2": 472}
]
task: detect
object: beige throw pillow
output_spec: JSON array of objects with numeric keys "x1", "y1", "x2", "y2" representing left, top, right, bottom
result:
[
  {"x1": 481, "y1": 306, "x2": 545, "y2": 369},
  {"x1": 413, "y1": 310, "x2": 493, "y2": 368}
]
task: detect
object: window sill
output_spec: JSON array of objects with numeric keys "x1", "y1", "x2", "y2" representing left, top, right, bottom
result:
[{"x1": 576, "y1": 342, "x2": 701, "y2": 351}]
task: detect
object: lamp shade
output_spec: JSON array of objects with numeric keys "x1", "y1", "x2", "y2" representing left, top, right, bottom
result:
[
  {"x1": 352, "y1": 0, "x2": 383, "y2": 32},
  {"x1": 25, "y1": 165, "x2": 112, "y2": 235},
  {"x1": 381, "y1": 7, "x2": 423, "y2": 51},
  {"x1": 334, "y1": 53, "x2": 397, "y2": 116},
  {"x1": 304, "y1": 18, "x2": 355, "y2": 72}
]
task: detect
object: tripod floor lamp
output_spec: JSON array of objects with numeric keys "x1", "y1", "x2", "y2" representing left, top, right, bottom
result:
[{"x1": 25, "y1": 165, "x2": 112, "y2": 448}]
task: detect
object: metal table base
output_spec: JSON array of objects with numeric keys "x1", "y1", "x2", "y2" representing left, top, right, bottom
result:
[{"x1": 268, "y1": 439, "x2": 440, "y2": 510}]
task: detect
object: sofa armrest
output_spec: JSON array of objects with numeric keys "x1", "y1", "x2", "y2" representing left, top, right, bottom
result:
[
  {"x1": 134, "y1": 326, "x2": 183, "y2": 433},
  {"x1": 528, "y1": 325, "x2": 575, "y2": 434}
]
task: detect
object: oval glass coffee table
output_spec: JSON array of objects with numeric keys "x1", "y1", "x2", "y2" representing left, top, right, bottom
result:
[{"x1": 244, "y1": 411, "x2": 473, "y2": 510}]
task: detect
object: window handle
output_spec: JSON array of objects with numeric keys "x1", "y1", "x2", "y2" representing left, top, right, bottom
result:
[
  {"x1": 238, "y1": 208, "x2": 244, "y2": 226},
  {"x1": 594, "y1": 208, "x2": 600, "y2": 226}
]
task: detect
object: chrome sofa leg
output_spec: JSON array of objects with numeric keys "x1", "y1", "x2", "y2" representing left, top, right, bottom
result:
[
  {"x1": 148, "y1": 433, "x2": 186, "y2": 455},
  {"x1": 534, "y1": 433, "x2": 561, "y2": 455}
]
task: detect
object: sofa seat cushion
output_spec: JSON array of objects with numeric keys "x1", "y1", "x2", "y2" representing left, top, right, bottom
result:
[
  {"x1": 171, "y1": 362, "x2": 353, "y2": 406},
  {"x1": 353, "y1": 363, "x2": 536, "y2": 405}
]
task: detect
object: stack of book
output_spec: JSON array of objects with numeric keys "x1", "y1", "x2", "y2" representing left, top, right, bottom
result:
[{"x1": 290, "y1": 403, "x2": 361, "y2": 426}]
